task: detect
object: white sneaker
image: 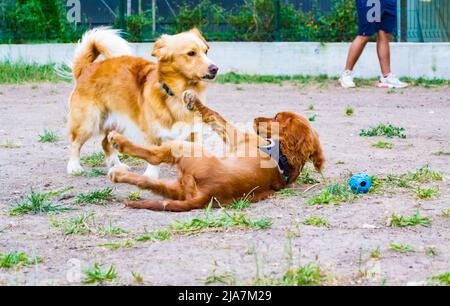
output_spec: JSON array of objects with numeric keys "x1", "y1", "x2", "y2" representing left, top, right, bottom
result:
[
  {"x1": 339, "y1": 70, "x2": 356, "y2": 88},
  {"x1": 378, "y1": 73, "x2": 408, "y2": 88}
]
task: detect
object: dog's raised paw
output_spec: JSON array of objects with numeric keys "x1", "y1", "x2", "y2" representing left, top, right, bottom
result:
[
  {"x1": 182, "y1": 90, "x2": 196, "y2": 111},
  {"x1": 107, "y1": 131, "x2": 124, "y2": 150}
]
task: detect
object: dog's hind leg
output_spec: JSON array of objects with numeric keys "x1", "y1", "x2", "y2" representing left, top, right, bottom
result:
[
  {"x1": 67, "y1": 101, "x2": 100, "y2": 175},
  {"x1": 108, "y1": 167, "x2": 186, "y2": 200},
  {"x1": 125, "y1": 194, "x2": 210, "y2": 212}
]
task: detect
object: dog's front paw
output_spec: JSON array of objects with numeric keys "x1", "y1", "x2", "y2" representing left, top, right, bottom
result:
[
  {"x1": 182, "y1": 90, "x2": 197, "y2": 111},
  {"x1": 107, "y1": 165, "x2": 129, "y2": 183},
  {"x1": 107, "y1": 131, "x2": 126, "y2": 152}
]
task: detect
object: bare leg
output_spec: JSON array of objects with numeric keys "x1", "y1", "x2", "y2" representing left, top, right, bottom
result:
[
  {"x1": 376, "y1": 30, "x2": 391, "y2": 76},
  {"x1": 345, "y1": 35, "x2": 371, "y2": 71}
]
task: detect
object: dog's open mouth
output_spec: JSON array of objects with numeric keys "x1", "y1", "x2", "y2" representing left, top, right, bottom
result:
[{"x1": 202, "y1": 74, "x2": 217, "y2": 80}]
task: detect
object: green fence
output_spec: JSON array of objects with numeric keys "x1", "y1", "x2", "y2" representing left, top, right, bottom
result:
[
  {"x1": 399, "y1": 0, "x2": 450, "y2": 42},
  {"x1": 0, "y1": 0, "x2": 449, "y2": 43}
]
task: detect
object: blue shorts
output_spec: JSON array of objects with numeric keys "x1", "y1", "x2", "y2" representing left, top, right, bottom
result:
[{"x1": 356, "y1": 0, "x2": 397, "y2": 36}]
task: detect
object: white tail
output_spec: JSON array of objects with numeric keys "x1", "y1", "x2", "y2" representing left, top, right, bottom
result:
[{"x1": 72, "y1": 27, "x2": 132, "y2": 79}]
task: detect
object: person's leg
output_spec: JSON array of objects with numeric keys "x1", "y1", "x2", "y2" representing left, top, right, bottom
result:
[
  {"x1": 376, "y1": 30, "x2": 391, "y2": 76},
  {"x1": 345, "y1": 35, "x2": 371, "y2": 71}
]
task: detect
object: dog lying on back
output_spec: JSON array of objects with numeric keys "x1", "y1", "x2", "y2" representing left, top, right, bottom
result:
[
  {"x1": 67, "y1": 27, "x2": 218, "y2": 179},
  {"x1": 106, "y1": 91, "x2": 325, "y2": 212}
]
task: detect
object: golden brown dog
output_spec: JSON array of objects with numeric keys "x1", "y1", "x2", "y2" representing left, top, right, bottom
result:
[
  {"x1": 106, "y1": 91, "x2": 325, "y2": 212},
  {"x1": 67, "y1": 27, "x2": 218, "y2": 178}
]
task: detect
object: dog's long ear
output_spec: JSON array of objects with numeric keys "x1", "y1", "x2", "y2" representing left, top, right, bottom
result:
[
  {"x1": 280, "y1": 116, "x2": 313, "y2": 183},
  {"x1": 152, "y1": 34, "x2": 172, "y2": 61},
  {"x1": 190, "y1": 28, "x2": 209, "y2": 50}
]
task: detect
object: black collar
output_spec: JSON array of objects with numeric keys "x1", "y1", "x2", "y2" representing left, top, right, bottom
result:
[
  {"x1": 161, "y1": 83, "x2": 174, "y2": 96},
  {"x1": 258, "y1": 139, "x2": 291, "y2": 183}
]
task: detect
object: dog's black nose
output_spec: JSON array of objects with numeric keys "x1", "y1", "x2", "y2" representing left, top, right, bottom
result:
[{"x1": 208, "y1": 64, "x2": 219, "y2": 75}]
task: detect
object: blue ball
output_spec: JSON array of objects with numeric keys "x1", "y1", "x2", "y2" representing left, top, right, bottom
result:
[{"x1": 348, "y1": 173, "x2": 372, "y2": 194}]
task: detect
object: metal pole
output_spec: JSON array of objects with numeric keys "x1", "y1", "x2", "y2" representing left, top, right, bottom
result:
[
  {"x1": 152, "y1": 0, "x2": 156, "y2": 36},
  {"x1": 119, "y1": 0, "x2": 126, "y2": 30},
  {"x1": 273, "y1": 0, "x2": 281, "y2": 41}
]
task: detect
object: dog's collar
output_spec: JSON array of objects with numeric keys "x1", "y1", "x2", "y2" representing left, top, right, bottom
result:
[
  {"x1": 161, "y1": 83, "x2": 174, "y2": 96},
  {"x1": 258, "y1": 138, "x2": 291, "y2": 183}
]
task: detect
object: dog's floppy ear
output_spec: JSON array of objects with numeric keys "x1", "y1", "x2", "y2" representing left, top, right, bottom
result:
[
  {"x1": 189, "y1": 28, "x2": 209, "y2": 50},
  {"x1": 152, "y1": 34, "x2": 172, "y2": 61}
]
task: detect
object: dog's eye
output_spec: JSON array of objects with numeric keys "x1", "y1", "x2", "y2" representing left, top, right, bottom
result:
[{"x1": 187, "y1": 51, "x2": 196, "y2": 57}]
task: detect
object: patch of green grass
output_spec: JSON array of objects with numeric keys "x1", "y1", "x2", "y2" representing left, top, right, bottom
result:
[
  {"x1": 0, "y1": 139, "x2": 20, "y2": 148},
  {"x1": 307, "y1": 104, "x2": 315, "y2": 111},
  {"x1": 0, "y1": 251, "x2": 42, "y2": 269},
  {"x1": 228, "y1": 188, "x2": 259, "y2": 209},
  {"x1": 336, "y1": 160, "x2": 345, "y2": 165},
  {"x1": 72, "y1": 168, "x2": 106, "y2": 177},
  {"x1": 127, "y1": 191, "x2": 142, "y2": 201},
  {"x1": 389, "y1": 243, "x2": 415, "y2": 253},
  {"x1": 370, "y1": 165, "x2": 443, "y2": 193},
  {"x1": 387, "y1": 89, "x2": 396, "y2": 94},
  {"x1": 9, "y1": 187, "x2": 74, "y2": 216},
  {"x1": 296, "y1": 167, "x2": 320, "y2": 184},
  {"x1": 345, "y1": 107, "x2": 354, "y2": 116},
  {"x1": 0, "y1": 62, "x2": 66, "y2": 84},
  {"x1": 280, "y1": 264, "x2": 324, "y2": 286},
  {"x1": 433, "y1": 151, "x2": 450, "y2": 156},
  {"x1": 119, "y1": 154, "x2": 144, "y2": 166},
  {"x1": 302, "y1": 217, "x2": 329, "y2": 227},
  {"x1": 415, "y1": 186, "x2": 439, "y2": 199},
  {"x1": 52, "y1": 212, "x2": 96, "y2": 235},
  {"x1": 390, "y1": 210, "x2": 431, "y2": 228},
  {"x1": 277, "y1": 188, "x2": 301, "y2": 198},
  {"x1": 235, "y1": 86, "x2": 243, "y2": 91},
  {"x1": 410, "y1": 164, "x2": 443, "y2": 182},
  {"x1": 205, "y1": 273, "x2": 237, "y2": 285},
  {"x1": 441, "y1": 208, "x2": 450, "y2": 218},
  {"x1": 370, "y1": 247, "x2": 381, "y2": 259},
  {"x1": 38, "y1": 130, "x2": 58, "y2": 143},
  {"x1": 229, "y1": 199, "x2": 252, "y2": 210},
  {"x1": 82, "y1": 263, "x2": 118, "y2": 284},
  {"x1": 399, "y1": 77, "x2": 450, "y2": 87},
  {"x1": 135, "y1": 228, "x2": 172, "y2": 242},
  {"x1": 131, "y1": 271, "x2": 144, "y2": 284},
  {"x1": 98, "y1": 221, "x2": 127, "y2": 237},
  {"x1": 360, "y1": 123, "x2": 406, "y2": 139},
  {"x1": 425, "y1": 247, "x2": 438, "y2": 257},
  {"x1": 98, "y1": 239, "x2": 135, "y2": 250},
  {"x1": 75, "y1": 187, "x2": 113, "y2": 204},
  {"x1": 97, "y1": 242, "x2": 122, "y2": 250},
  {"x1": 171, "y1": 205, "x2": 271, "y2": 235},
  {"x1": 216, "y1": 73, "x2": 333, "y2": 85},
  {"x1": 372, "y1": 141, "x2": 394, "y2": 149},
  {"x1": 307, "y1": 182, "x2": 357, "y2": 205},
  {"x1": 81, "y1": 152, "x2": 105, "y2": 167},
  {"x1": 428, "y1": 272, "x2": 450, "y2": 286},
  {"x1": 308, "y1": 114, "x2": 317, "y2": 122}
]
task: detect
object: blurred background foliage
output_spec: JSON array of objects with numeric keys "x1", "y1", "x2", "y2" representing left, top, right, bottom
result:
[{"x1": 0, "y1": 0, "x2": 358, "y2": 43}]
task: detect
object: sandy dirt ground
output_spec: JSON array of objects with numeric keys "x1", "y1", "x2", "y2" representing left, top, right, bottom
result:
[{"x1": 0, "y1": 81, "x2": 449, "y2": 286}]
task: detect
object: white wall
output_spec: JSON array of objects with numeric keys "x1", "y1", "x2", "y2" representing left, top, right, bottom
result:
[{"x1": 0, "y1": 42, "x2": 449, "y2": 79}]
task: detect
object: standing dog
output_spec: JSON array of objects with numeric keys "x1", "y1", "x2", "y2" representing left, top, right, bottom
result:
[
  {"x1": 67, "y1": 27, "x2": 218, "y2": 178},
  {"x1": 106, "y1": 91, "x2": 325, "y2": 212}
]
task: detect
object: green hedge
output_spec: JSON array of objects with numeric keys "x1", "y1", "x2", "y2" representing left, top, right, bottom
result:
[{"x1": 0, "y1": 0, "x2": 358, "y2": 43}]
